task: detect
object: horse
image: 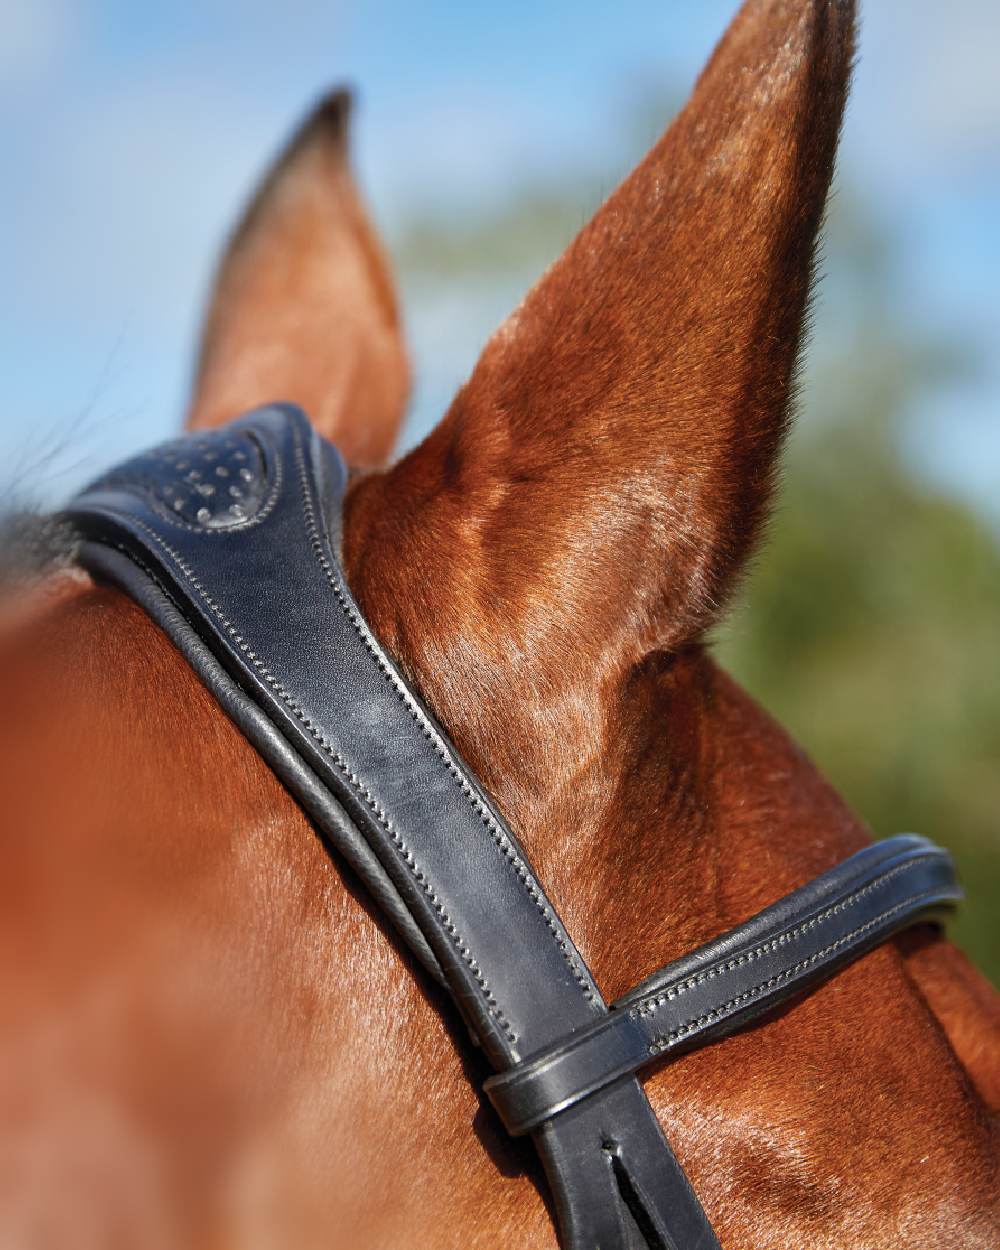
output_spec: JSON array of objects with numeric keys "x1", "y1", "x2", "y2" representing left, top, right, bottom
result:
[{"x1": 1, "y1": 0, "x2": 997, "y2": 1246}]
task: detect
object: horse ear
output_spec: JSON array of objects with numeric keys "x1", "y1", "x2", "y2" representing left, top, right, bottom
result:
[
  {"x1": 186, "y1": 90, "x2": 409, "y2": 468},
  {"x1": 347, "y1": 0, "x2": 856, "y2": 662}
]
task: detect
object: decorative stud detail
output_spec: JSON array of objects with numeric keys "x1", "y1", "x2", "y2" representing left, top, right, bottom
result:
[{"x1": 92, "y1": 428, "x2": 270, "y2": 529}]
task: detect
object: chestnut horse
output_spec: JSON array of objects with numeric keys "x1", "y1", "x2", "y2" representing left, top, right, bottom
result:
[{"x1": 1, "y1": 0, "x2": 997, "y2": 1246}]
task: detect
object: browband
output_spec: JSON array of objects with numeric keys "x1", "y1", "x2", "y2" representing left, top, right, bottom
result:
[{"x1": 64, "y1": 404, "x2": 961, "y2": 1250}]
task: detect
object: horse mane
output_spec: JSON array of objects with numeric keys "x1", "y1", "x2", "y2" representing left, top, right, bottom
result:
[{"x1": 0, "y1": 510, "x2": 79, "y2": 587}]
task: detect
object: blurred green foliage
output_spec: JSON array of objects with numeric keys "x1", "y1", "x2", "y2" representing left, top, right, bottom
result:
[
  {"x1": 395, "y1": 128, "x2": 999, "y2": 985},
  {"x1": 714, "y1": 197, "x2": 1000, "y2": 983}
]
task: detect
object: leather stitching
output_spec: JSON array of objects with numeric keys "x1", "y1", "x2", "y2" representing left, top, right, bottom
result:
[
  {"x1": 647, "y1": 884, "x2": 946, "y2": 1055},
  {"x1": 638, "y1": 861, "x2": 941, "y2": 1054},
  {"x1": 91, "y1": 510, "x2": 521, "y2": 1048},
  {"x1": 291, "y1": 430, "x2": 597, "y2": 1011},
  {"x1": 89, "y1": 503, "x2": 519, "y2": 1044},
  {"x1": 86, "y1": 421, "x2": 602, "y2": 1047},
  {"x1": 630, "y1": 855, "x2": 937, "y2": 1025}
]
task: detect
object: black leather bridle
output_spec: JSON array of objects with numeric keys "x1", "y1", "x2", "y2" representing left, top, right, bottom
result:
[{"x1": 65, "y1": 404, "x2": 961, "y2": 1250}]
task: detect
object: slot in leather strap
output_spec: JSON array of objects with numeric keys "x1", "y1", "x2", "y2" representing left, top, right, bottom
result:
[{"x1": 484, "y1": 836, "x2": 959, "y2": 1136}]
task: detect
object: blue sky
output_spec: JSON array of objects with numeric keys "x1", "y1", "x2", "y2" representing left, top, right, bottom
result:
[{"x1": 2, "y1": 0, "x2": 998, "y2": 516}]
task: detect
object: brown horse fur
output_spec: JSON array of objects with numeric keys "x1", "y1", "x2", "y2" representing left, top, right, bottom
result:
[
  {"x1": 188, "y1": 89, "x2": 409, "y2": 468},
  {"x1": 0, "y1": 1, "x2": 997, "y2": 1246}
]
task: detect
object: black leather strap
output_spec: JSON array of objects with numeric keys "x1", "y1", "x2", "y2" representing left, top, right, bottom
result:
[
  {"x1": 64, "y1": 405, "x2": 722, "y2": 1250},
  {"x1": 484, "y1": 836, "x2": 959, "y2": 1135},
  {"x1": 63, "y1": 405, "x2": 960, "y2": 1250}
]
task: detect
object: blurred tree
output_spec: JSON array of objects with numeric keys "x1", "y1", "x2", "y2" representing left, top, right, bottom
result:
[
  {"x1": 716, "y1": 197, "x2": 1000, "y2": 983},
  {"x1": 393, "y1": 115, "x2": 1000, "y2": 984}
]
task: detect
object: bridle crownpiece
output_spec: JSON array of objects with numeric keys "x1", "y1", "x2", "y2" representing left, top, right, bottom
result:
[{"x1": 65, "y1": 404, "x2": 961, "y2": 1250}]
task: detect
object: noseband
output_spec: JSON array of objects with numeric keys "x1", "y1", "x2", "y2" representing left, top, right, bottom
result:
[{"x1": 65, "y1": 405, "x2": 961, "y2": 1250}]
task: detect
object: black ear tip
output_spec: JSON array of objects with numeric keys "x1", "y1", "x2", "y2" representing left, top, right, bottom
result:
[
  {"x1": 315, "y1": 86, "x2": 354, "y2": 132},
  {"x1": 818, "y1": 0, "x2": 858, "y2": 58},
  {"x1": 295, "y1": 86, "x2": 355, "y2": 157}
]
